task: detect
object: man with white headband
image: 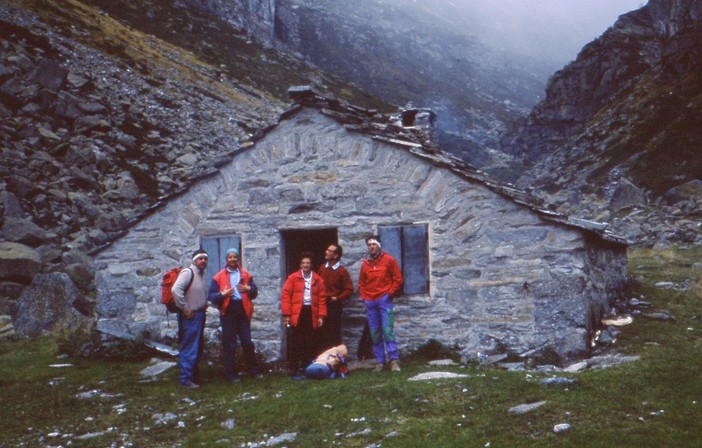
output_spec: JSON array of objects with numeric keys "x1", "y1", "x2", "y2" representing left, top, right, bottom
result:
[
  {"x1": 358, "y1": 236, "x2": 403, "y2": 372},
  {"x1": 172, "y1": 248, "x2": 209, "y2": 388}
]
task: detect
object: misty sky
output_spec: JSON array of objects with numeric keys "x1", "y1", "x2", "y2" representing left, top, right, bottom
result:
[{"x1": 450, "y1": 0, "x2": 647, "y2": 69}]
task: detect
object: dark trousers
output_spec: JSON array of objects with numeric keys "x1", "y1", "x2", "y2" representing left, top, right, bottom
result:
[
  {"x1": 320, "y1": 302, "x2": 343, "y2": 351},
  {"x1": 220, "y1": 301, "x2": 260, "y2": 380},
  {"x1": 288, "y1": 305, "x2": 315, "y2": 373}
]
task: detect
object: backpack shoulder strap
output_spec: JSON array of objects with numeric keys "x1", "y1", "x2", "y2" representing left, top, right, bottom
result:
[{"x1": 184, "y1": 267, "x2": 195, "y2": 293}]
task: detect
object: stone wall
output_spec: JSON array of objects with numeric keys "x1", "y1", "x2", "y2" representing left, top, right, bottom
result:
[{"x1": 95, "y1": 108, "x2": 627, "y2": 362}]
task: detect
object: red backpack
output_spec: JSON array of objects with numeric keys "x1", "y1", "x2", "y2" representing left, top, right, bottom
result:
[{"x1": 161, "y1": 267, "x2": 193, "y2": 313}]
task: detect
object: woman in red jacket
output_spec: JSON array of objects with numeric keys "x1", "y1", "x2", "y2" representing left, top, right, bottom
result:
[{"x1": 281, "y1": 252, "x2": 327, "y2": 377}]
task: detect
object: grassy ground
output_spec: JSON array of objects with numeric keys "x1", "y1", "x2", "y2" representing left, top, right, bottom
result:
[{"x1": 1, "y1": 246, "x2": 701, "y2": 447}]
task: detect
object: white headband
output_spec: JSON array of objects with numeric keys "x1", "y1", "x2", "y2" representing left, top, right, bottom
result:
[
  {"x1": 192, "y1": 254, "x2": 208, "y2": 261},
  {"x1": 367, "y1": 238, "x2": 381, "y2": 248}
]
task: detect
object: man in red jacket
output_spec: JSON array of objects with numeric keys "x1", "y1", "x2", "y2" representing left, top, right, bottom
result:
[
  {"x1": 317, "y1": 244, "x2": 354, "y2": 351},
  {"x1": 281, "y1": 252, "x2": 327, "y2": 377},
  {"x1": 358, "y1": 236, "x2": 403, "y2": 372}
]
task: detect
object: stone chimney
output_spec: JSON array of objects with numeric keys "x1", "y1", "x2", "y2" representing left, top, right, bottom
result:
[{"x1": 397, "y1": 106, "x2": 438, "y2": 147}]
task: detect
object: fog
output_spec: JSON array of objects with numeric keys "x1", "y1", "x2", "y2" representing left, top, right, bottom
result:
[
  {"x1": 471, "y1": 1, "x2": 645, "y2": 64},
  {"x1": 402, "y1": 0, "x2": 647, "y2": 71}
]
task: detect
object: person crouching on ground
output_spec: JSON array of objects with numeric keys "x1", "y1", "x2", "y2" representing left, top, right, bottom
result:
[{"x1": 305, "y1": 344, "x2": 349, "y2": 380}]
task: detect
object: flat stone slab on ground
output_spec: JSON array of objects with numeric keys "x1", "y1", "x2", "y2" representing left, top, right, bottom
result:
[{"x1": 408, "y1": 371, "x2": 470, "y2": 381}]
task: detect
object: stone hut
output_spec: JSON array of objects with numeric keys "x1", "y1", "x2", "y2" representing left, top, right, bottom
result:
[{"x1": 94, "y1": 87, "x2": 628, "y2": 363}]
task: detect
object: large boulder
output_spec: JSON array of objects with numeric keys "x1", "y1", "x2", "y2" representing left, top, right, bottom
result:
[
  {"x1": 28, "y1": 59, "x2": 68, "y2": 92},
  {"x1": 0, "y1": 280, "x2": 24, "y2": 314},
  {"x1": 609, "y1": 178, "x2": 647, "y2": 212},
  {"x1": 0, "y1": 242, "x2": 41, "y2": 284},
  {"x1": 12, "y1": 272, "x2": 94, "y2": 337},
  {"x1": 1, "y1": 190, "x2": 24, "y2": 218},
  {"x1": 662, "y1": 179, "x2": 702, "y2": 206},
  {"x1": 2, "y1": 216, "x2": 56, "y2": 247},
  {"x1": 62, "y1": 248, "x2": 96, "y2": 294}
]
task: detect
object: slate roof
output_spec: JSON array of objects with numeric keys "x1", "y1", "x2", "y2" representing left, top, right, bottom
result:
[
  {"x1": 91, "y1": 85, "x2": 628, "y2": 255},
  {"x1": 282, "y1": 86, "x2": 629, "y2": 246}
]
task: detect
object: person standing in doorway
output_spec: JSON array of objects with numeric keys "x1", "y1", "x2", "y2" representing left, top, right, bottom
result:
[
  {"x1": 317, "y1": 244, "x2": 353, "y2": 351},
  {"x1": 358, "y1": 236, "x2": 403, "y2": 372},
  {"x1": 281, "y1": 252, "x2": 327, "y2": 377},
  {"x1": 208, "y1": 248, "x2": 263, "y2": 382},
  {"x1": 172, "y1": 248, "x2": 209, "y2": 388}
]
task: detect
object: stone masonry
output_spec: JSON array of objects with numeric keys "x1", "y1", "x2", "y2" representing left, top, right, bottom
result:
[{"x1": 95, "y1": 98, "x2": 628, "y2": 363}]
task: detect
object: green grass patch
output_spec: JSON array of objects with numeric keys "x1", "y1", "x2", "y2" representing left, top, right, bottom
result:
[{"x1": 2, "y1": 246, "x2": 702, "y2": 446}]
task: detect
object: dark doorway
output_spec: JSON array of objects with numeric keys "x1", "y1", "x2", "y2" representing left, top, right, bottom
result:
[
  {"x1": 280, "y1": 228, "x2": 338, "y2": 277},
  {"x1": 279, "y1": 228, "x2": 338, "y2": 362}
]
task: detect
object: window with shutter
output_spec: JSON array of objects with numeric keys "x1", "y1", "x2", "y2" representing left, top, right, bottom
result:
[
  {"x1": 201, "y1": 235, "x2": 242, "y2": 282},
  {"x1": 379, "y1": 224, "x2": 429, "y2": 295}
]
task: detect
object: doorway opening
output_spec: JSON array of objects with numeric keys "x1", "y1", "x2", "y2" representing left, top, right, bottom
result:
[
  {"x1": 279, "y1": 228, "x2": 338, "y2": 361},
  {"x1": 280, "y1": 228, "x2": 338, "y2": 277}
]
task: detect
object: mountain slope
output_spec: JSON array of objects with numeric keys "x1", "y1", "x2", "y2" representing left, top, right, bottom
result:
[
  {"x1": 500, "y1": 0, "x2": 702, "y2": 244},
  {"x1": 186, "y1": 0, "x2": 549, "y2": 173},
  {"x1": 0, "y1": 0, "x2": 387, "y2": 301}
]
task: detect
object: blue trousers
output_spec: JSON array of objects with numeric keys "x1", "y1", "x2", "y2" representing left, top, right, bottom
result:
[
  {"x1": 179, "y1": 311, "x2": 205, "y2": 385},
  {"x1": 364, "y1": 294, "x2": 399, "y2": 363},
  {"x1": 220, "y1": 301, "x2": 260, "y2": 379},
  {"x1": 305, "y1": 363, "x2": 334, "y2": 379}
]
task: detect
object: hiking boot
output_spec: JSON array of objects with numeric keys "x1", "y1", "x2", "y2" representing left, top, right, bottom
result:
[
  {"x1": 390, "y1": 360, "x2": 401, "y2": 372},
  {"x1": 373, "y1": 363, "x2": 385, "y2": 372},
  {"x1": 253, "y1": 373, "x2": 264, "y2": 380},
  {"x1": 180, "y1": 381, "x2": 200, "y2": 389}
]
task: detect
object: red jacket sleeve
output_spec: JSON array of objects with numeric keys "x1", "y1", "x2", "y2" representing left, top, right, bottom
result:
[
  {"x1": 389, "y1": 258, "x2": 403, "y2": 298},
  {"x1": 280, "y1": 275, "x2": 293, "y2": 317},
  {"x1": 318, "y1": 275, "x2": 327, "y2": 317}
]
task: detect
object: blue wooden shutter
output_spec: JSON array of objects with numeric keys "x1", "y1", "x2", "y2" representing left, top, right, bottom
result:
[
  {"x1": 201, "y1": 235, "x2": 241, "y2": 283},
  {"x1": 401, "y1": 224, "x2": 428, "y2": 294},
  {"x1": 378, "y1": 226, "x2": 403, "y2": 272}
]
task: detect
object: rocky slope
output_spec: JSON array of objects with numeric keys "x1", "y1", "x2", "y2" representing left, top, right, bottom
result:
[
  {"x1": 0, "y1": 0, "x2": 385, "y2": 316},
  {"x1": 500, "y1": 0, "x2": 702, "y2": 245}
]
